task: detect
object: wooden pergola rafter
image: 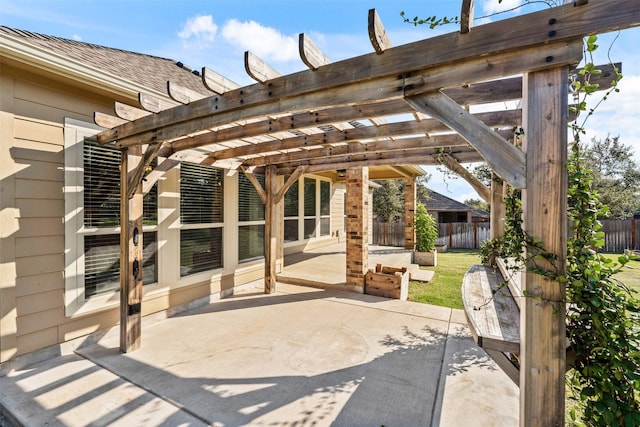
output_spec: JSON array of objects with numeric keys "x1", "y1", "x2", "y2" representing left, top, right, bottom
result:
[{"x1": 92, "y1": 1, "x2": 639, "y2": 425}]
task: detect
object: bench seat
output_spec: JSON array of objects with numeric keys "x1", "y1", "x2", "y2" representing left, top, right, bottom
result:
[{"x1": 462, "y1": 264, "x2": 520, "y2": 385}]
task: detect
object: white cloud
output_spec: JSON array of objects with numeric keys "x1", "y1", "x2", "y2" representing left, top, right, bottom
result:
[
  {"x1": 72, "y1": 34, "x2": 82, "y2": 41},
  {"x1": 178, "y1": 15, "x2": 218, "y2": 48},
  {"x1": 221, "y1": 19, "x2": 298, "y2": 62},
  {"x1": 482, "y1": 0, "x2": 528, "y2": 16}
]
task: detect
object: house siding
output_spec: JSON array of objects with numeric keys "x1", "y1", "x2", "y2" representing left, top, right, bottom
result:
[{"x1": 0, "y1": 64, "x2": 348, "y2": 364}]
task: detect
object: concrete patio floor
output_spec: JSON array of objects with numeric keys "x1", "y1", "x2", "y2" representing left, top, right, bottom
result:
[
  {"x1": 0, "y1": 282, "x2": 518, "y2": 426},
  {"x1": 279, "y1": 243, "x2": 434, "y2": 287}
]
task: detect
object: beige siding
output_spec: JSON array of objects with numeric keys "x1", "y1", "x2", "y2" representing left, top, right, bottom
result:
[{"x1": 331, "y1": 183, "x2": 346, "y2": 239}]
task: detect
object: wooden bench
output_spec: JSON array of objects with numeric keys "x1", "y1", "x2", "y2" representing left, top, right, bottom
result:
[{"x1": 462, "y1": 264, "x2": 520, "y2": 385}]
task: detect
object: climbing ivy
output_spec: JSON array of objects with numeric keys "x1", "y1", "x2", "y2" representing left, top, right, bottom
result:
[{"x1": 402, "y1": 3, "x2": 639, "y2": 425}]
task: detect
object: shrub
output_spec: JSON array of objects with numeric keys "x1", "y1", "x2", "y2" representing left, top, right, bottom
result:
[{"x1": 415, "y1": 202, "x2": 438, "y2": 252}]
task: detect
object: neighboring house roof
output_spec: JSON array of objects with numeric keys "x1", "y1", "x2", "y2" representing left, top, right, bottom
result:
[
  {"x1": 0, "y1": 26, "x2": 208, "y2": 96},
  {"x1": 472, "y1": 209, "x2": 490, "y2": 219},
  {"x1": 421, "y1": 189, "x2": 472, "y2": 212}
]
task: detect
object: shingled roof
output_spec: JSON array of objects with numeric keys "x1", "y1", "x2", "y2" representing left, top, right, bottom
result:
[
  {"x1": 0, "y1": 26, "x2": 208, "y2": 96},
  {"x1": 421, "y1": 189, "x2": 472, "y2": 212}
]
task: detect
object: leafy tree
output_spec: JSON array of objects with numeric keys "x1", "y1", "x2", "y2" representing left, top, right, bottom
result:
[
  {"x1": 471, "y1": 163, "x2": 493, "y2": 187},
  {"x1": 373, "y1": 176, "x2": 431, "y2": 223},
  {"x1": 372, "y1": 179, "x2": 404, "y2": 222},
  {"x1": 582, "y1": 136, "x2": 640, "y2": 219},
  {"x1": 464, "y1": 198, "x2": 490, "y2": 213}
]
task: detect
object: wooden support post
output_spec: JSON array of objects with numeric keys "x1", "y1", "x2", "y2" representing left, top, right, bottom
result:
[
  {"x1": 490, "y1": 174, "x2": 505, "y2": 241},
  {"x1": 264, "y1": 165, "x2": 278, "y2": 293},
  {"x1": 404, "y1": 177, "x2": 416, "y2": 250},
  {"x1": 520, "y1": 67, "x2": 569, "y2": 426},
  {"x1": 120, "y1": 146, "x2": 143, "y2": 353}
]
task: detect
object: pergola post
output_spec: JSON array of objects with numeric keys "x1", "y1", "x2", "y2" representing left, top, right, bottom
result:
[
  {"x1": 264, "y1": 165, "x2": 278, "y2": 293},
  {"x1": 490, "y1": 174, "x2": 505, "y2": 241},
  {"x1": 345, "y1": 167, "x2": 368, "y2": 290},
  {"x1": 404, "y1": 176, "x2": 416, "y2": 250},
  {"x1": 520, "y1": 67, "x2": 569, "y2": 426},
  {"x1": 120, "y1": 146, "x2": 143, "y2": 352}
]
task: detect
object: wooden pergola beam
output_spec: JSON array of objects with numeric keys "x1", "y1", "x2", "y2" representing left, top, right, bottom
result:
[
  {"x1": 205, "y1": 109, "x2": 519, "y2": 162},
  {"x1": 202, "y1": 67, "x2": 240, "y2": 94},
  {"x1": 277, "y1": 150, "x2": 484, "y2": 176},
  {"x1": 240, "y1": 166, "x2": 267, "y2": 204},
  {"x1": 168, "y1": 81, "x2": 208, "y2": 104},
  {"x1": 368, "y1": 8, "x2": 392, "y2": 54},
  {"x1": 438, "y1": 153, "x2": 491, "y2": 202},
  {"x1": 245, "y1": 51, "x2": 280, "y2": 83},
  {"x1": 460, "y1": 0, "x2": 475, "y2": 34},
  {"x1": 103, "y1": 40, "x2": 581, "y2": 148},
  {"x1": 275, "y1": 166, "x2": 306, "y2": 204},
  {"x1": 406, "y1": 91, "x2": 527, "y2": 189},
  {"x1": 299, "y1": 33, "x2": 330, "y2": 70},
  {"x1": 99, "y1": 0, "x2": 638, "y2": 147},
  {"x1": 115, "y1": 102, "x2": 152, "y2": 121},
  {"x1": 243, "y1": 133, "x2": 481, "y2": 168},
  {"x1": 138, "y1": 92, "x2": 177, "y2": 113}
]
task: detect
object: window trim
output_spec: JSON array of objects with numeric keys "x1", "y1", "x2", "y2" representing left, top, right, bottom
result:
[{"x1": 64, "y1": 119, "x2": 159, "y2": 317}]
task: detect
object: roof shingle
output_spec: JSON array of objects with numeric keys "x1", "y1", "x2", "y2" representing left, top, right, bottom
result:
[{"x1": 1, "y1": 26, "x2": 209, "y2": 96}]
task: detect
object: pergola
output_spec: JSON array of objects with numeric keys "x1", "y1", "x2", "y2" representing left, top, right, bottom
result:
[{"x1": 94, "y1": 1, "x2": 639, "y2": 425}]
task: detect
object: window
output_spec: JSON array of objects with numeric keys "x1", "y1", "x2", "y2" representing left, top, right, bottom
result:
[
  {"x1": 179, "y1": 162, "x2": 223, "y2": 276},
  {"x1": 283, "y1": 178, "x2": 299, "y2": 242},
  {"x1": 82, "y1": 138, "x2": 158, "y2": 297},
  {"x1": 304, "y1": 178, "x2": 316, "y2": 238},
  {"x1": 64, "y1": 119, "x2": 158, "y2": 314},
  {"x1": 238, "y1": 173, "x2": 265, "y2": 261},
  {"x1": 320, "y1": 181, "x2": 331, "y2": 236}
]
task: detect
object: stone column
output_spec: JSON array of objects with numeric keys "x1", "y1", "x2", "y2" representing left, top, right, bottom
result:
[
  {"x1": 345, "y1": 167, "x2": 368, "y2": 291},
  {"x1": 404, "y1": 177, "x2": 416, "y2": 250}
]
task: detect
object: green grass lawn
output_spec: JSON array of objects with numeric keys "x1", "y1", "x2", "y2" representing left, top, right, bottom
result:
[
  {"x1": 603, "y1": 253, "x2": 640, "y2": 293},
  {"x1": 408, "y1": 249, "x2": 480, "y2": 309},
  {"x1": 409, "y1": 250, "x2": 640, "y2": 310}
]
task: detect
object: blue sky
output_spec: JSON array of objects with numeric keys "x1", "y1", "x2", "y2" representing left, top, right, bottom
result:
[{"x1": 2, "y1": 0, "x2": 639, "y2": 202}]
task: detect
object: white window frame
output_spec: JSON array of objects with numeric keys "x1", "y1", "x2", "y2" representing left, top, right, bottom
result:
[{"x1": 63, "y1": 119, "x2": 158, "y2": 316}]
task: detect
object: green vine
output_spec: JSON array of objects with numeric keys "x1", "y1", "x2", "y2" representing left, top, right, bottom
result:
[{"x1": 403, "y1": 3, "x2": 638, "y2": 424}]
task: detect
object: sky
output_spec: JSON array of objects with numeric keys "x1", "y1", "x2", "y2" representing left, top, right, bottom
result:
[{"x1": 2, "y1": 0, "x2": 639, "y2": 202}]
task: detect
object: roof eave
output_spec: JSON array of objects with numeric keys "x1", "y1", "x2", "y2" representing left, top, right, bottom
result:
[{"x1": 0, "y1": 32, "x2": 176, "y2": 105}]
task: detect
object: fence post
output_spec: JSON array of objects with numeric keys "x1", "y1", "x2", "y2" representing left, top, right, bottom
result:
[
  {"x1": 632, "y1": 219, "x2": 636, "y2": 250},
  {"x1": 448, "y1": 223, "x2": 453, "y2": 248}
]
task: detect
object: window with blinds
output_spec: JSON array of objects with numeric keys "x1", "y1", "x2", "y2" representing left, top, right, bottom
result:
[
  {"x1": 238, "y1": 173, "x2": 265, "y2": 222},
  {"x1": 283, "y1": 178, "x2": 299, "y2": 242},
  {"x1": 320, "y1": 180, "x2": 331, "y2": 236},
  {"x1": 180, "y1": 163, "x2": 223, "y2": 223},
  {"x1": 179, "y1": 162, "x2": 224, "y2": 276},
  {"x1": 238, "y1": 173, "x2": 265, "y2": 261},
  {"x1": 82, "y1": 138, "x2": 158, "y2": 296},
  {"x1": 83, "y1": 138, "x2": 157, "y2": 227},
  {"x1": 180, "y1": 228, "x2": 223, "y2": 275}
]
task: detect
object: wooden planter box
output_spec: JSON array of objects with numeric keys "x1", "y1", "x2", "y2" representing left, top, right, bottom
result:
[
  {"x1": 413, "y1": 250, "x2": 437, "y2": 266},
  {"x1": 365, "y1": 264, "x2": 409, "y2": 300}
]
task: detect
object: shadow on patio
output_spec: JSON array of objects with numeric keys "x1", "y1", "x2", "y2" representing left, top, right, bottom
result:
[{"x1": 1, "y1": 284, "x2": 519, "y2": 426}]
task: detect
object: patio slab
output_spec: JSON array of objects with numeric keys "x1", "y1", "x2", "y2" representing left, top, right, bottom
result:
[
  {"x1": 1, "y1": 283, "x2": 517, "y2": 426},
  {"x1": 279, "y1": 243, "x2": 435, "y2": 287}
]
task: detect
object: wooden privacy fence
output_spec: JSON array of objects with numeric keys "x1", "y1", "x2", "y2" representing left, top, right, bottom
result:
[
  {"x1": 372, "y1": 221, "x2": 405, "y2": 247},
  {"x1": 600, "y1": 219, "x2": 639, "y2": 253},
  {"x1": 437, "y1": 222, "x2": 490, "y2": 249},
  {"x1": 373, "y1": 220, "x2": 638, "y2": 252}
]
